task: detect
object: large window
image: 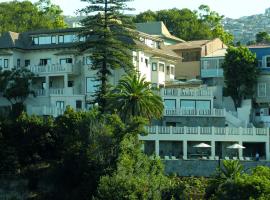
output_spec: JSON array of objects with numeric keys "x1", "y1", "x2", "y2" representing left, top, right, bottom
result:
[
  {"x1": 266, "y1": 57, "x2": 270, "y2": 67},
  {"x1": 51, "y1": 36, "x2": 56, "y2": 44},
  {"x1": 182, "y1": 51, "x2": 200, "y2": 62},
  {"x1": 64, "y1": 35, "x2": 76, "y2": 43},
  {"x1": 25, "y1": 60, "x2": 30, "y2": 67},
  {"x1": 60, "y1": 58, "x2": 73, "y2": 64},
  {"x1": 0, "y1": 59, "x2": 2, "y2": 68},
  {"x1": 86, "y1": 77, "x2": 100, "y2": 93},
  {"x1": 164, "y1": 99, "x2": 176, "y2": 109},
  {"x1": 56, "y1": 101, "x2": 65, "y2": 109},
  {"x1": 180, "y1": 100, "x2": 211, "y2": 110},
  {"x1": 258, "y1": 83, "x2": 266, "y2": 97},
  {"x1": 39, "y1": 36, "x2": 51, "y2": 45}
]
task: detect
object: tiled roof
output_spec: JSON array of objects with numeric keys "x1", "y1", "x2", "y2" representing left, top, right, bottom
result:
[{"x1": 166, "y1": 40, "x2": 210, "y2": 50}]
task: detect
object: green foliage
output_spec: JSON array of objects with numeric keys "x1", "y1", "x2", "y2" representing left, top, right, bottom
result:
[
  {"x1": 222, "y1": 46, "x2": 258, "y2": 108},
  {"x1": 0, "y1": 0, "x2": 66, "y2": 33},
  {"x1": 0, "y1": 68, "x2": 35, "y2": 117},
  {"x1": 96, "y1": 133, "x2": 168, "y2": 200},
  {"x1": 79, "y1": 0, "x2": 136, "y2": 111},
  {"x1": 162, "y1": 176, "x2": 208, "y2": 200},
  {"x1": 107, "y1": 73, "x2": 164, "y2": 122},
  {"x1": 205, "y1": 161, "x2": 270, "y2": 200},
  {"x1": 256, "y1": 32, "x2": 270, "y2": 43},
  {"x1": 133, "y1": 6, "x2": 233, "y2": 44}
]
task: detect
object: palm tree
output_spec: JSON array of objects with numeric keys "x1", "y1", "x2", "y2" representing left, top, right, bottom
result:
[{"x1": 107, "y1": 73, "x2": 164, "y2": 122}]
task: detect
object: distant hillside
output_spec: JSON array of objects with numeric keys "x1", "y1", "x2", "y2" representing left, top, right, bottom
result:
[
  {"x1": 223, "y1": 8, "x2": 270, "y2": 44},
  {"x1": 65, "y1": 8, "x2": 270, "y2": 45}
]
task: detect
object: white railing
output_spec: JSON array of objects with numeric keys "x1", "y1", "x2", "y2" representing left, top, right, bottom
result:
[
  {"x1": 146, "y1": 126, "x2": 268, "y2": 136},
  {"x1": 161, "y1": 88, "x2": 213, "y2": 97},
  {"x1": 34, "y1": 89, "x2": 46, "y2": 96},
  {"x1": 164, "y1": 108, "x2": 225, "y2": 117},
  {"x1": 28, "y1": 64, "x2": 73, "y2": 74},
  {"x1": 201, "y1": 68, "x2": 224, "y2": 78},
  {"x1": 27, "y1": 106, "x2": 65, "y2": 117},
  {"x1": 49, "y1": 88, "x2": 64, "y2": 95}
]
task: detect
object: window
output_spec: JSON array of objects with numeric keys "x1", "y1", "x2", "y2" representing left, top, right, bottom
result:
[
  {"x1": 86, "y1": 56, "x2": 92, "y2": 65},
  {"x1": 141, "y1": 57, "x2": 143, "y2": 62},
  {"x1": 145, "y1": 58, "x2": 148, "y2": 67},
  {"x1": 180, "y1": 100, "x2": 196, "y2": 109},
  {"x1": 196, "y1": 100, "x2": 211, "y2": 110},
  {"x1": 42, "y1": 82, "x2": 46, "y2": 89},
  {"x1": 166, "y1": 66, "x2": 170, "y2": 75},
  {"x1": 164, "y1": 99, "x2": 176, "y2": 109},
  {"x1": 56, "y1": 101, "x2": 65, "y2": 109},
  {"x1": 51, "y1": 36, "x2": 56, "y2": 44},
  {"x1": 40, "y1": 59, "x2": 51, "y2": 66},
  {"x1": 266, "y1": 57, "x2": 270, "y2": 67},
  {"x1": 159, "y1": 63, "x2": 165, "y2": 72},
  {"x1": 170, "y1": 66, "x2": 175, "y2": 75},
  {"x1": 58, "y1": 35, "x2": 64, "y2": 43},
  {"x1": 76, "y1": 100, "x2": 82, "y2": 109},
  {"x1": 4, "y1": 59, "x2": 8, "y2": 68},
  {"x1": 33, "y1": 37, "x2": 39, "y2": 45},
  {"x1": 182, "y1": 51, "x2": 200, "y2": 62},
  {"x1": 258, "y1": 83, "x2": 266, "y2": 97},
  {"x1": 202, "y1": 60, "x2": 210, "y2": 69},
  {"x1": 152, "y1": 63, "x2": 157, "y2": 71},
  {"x1": 39, "y1": 36, "x2": 51, "y2": 45},
  {"x1": 64, "y1": 35, "x2": 75, "y2": 43},
  {"x1": 68, "y1": 81, "x2": 74, "y2": 87},
  {"x1": 17, "y1": 59, "x2": 20, "y2": 68},
  {"x1": 0, "y1": 59, "x2": 2, "y2": 68},
  {"x1": 25, "y1": 60, "x2": 30, "y2": 67},
  {"x1": 86, "y1": 77, "x2": 100, "y2": 93}
]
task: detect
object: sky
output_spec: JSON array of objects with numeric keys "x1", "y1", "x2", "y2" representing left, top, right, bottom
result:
[{"x1": 1, "y1": 0, "x2": 270, "y2": 19}]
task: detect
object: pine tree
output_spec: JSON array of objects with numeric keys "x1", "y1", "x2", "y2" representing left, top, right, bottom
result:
[{"x1": 79, "y1": 0, "x2": 136, "y2": 112}]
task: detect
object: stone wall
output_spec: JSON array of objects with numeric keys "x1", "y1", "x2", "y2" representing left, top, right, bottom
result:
[{"x1": 164, "y1": 160, "x2": 270, "y2": 177}]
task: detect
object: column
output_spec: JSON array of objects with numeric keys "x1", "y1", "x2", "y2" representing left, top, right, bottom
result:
[
  {"x1": 266, "y1": 141, "x2": 270, "y2": 161},
  {"x1": 183, "y1": 140, "x2": 187, "y2": 160},
  {"x1": 155, "y1": 140, "x2": 159, "y2": 157},
  {"x1": 64, "y1": 74, "x2": 68, "y2": 88},
  {"x1": 239, "y1": 141, "x2": 243, "y2": 158},
  {"x1": 211, "y1": 140, "x2": 216, "y2": 158},
  {"x1": 45, "y1": 76, "x2": 49, "y2": 96}
]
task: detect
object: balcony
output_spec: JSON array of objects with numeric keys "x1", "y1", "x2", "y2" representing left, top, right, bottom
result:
[
  {"x1": 28, "y1": 64, "x2": 77, "y2": 75},
  {"x1": 164, "y1": 108, "x2": 225, "y2": 117},
  {"x1": 140, "y1": 126, "x2": 269, "y2": 142},
  {"x1": 201, "y1": 68, "x2": 224, "y2": 78},
  {"x1": 161, "y1": 87, "x2": 213, "y2": 97},
  {"x1": 27, "y1": 106, "x2": 65, "y2": 117},
  {"x1": 34, "y1": 88, "x2": 74, "y2": 96}
]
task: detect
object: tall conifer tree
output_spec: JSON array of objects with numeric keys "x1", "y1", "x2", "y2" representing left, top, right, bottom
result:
[{"x1": 79, "y1": 0, "x2": 136, "y2": 112}]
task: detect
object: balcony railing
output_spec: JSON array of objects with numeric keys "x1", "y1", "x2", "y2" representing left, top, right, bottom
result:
[
  {"x1": 34, "y1": 88, "x2": 74, "y2": 96},
  {"x1": 164, "y1": 108, "x2": 225, "y2": 117},
  {"x1": 201, "y1": 68, "x2": 224, "y2": 78},
  {"x1": 161, "y1": 88, "x2": 213, "y2": 97},
  {"x1": 27, "y1": 106, "x2": 65, "y2": 117},
  {"x1": 145, "y1": 126, "x2": 268, "y2": 136},
  {"x1": 28, "y1": 64, "x2": 73, "y2": 74}
]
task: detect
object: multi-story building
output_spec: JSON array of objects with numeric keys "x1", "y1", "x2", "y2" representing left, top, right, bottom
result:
[
  {"x1": 0, "y1": 28, "x2": 179, "y2": 116},
  {"x1": 249, "y1": 45, "x2": 270, "y2": 127},
  {"x1": 166, "y1": 38, "x2": 227, "y2": 80}
]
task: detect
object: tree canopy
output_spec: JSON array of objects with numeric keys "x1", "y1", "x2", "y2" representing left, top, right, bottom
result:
[
  {"x1": 222, "y1": 46, "x2": 258, "y2": 108},
  {"x1": 256, "y1": 31, "x2": 270, "y2": 43},
  {"x1": 133, "y1": 5, "x2": 233, "y2": 45},
  {"x1": 0, "y1": 0, "x2": 66, "y2": 33},
  {"x1": 79, "y1": 0, "x2": 136, "y2": 111}
]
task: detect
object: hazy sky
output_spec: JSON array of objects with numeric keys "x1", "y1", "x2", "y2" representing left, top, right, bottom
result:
[{"x1": 1, "y1": 0, "x2": 270, "y2": 19}]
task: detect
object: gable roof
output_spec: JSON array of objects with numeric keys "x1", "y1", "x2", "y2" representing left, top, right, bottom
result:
[{"x1": 135, "y1": 21, "x2": 185, "y2": 43}]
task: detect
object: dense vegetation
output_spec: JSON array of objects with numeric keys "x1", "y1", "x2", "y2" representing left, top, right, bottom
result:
[
  {"x1": 0, "y1": 0, "x2": 66, "y2": 33},
  {"x1": 133, "y1": 5, "x2": 233, "y2": 45}
]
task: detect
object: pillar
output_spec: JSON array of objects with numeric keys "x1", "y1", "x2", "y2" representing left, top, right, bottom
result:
[
  {"x1": 155, "y1": 140, "x2": 159, "y2": 156},
  {"x1": 64, "y1": 74, "x2": 68, "y2": 88},
  {"x1": 211, "y1": 140, "x2": 216, "y2": 158},
  {"x1": 266, "y1": 141, "x2": 270, "y2": 161},
  {"x1": 183, "y1": 140, "x2": 187, "y2": 160},
  {"x1": 239, "y1": 141, "x2": 243, "y2": 158}
]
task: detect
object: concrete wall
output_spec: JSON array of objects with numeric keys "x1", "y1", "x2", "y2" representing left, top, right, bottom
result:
[
  {"x1": 164, "y1": 160, "x2": 270, "y2": 177},
  {"x1": 175, "y1": 61, "x2": 200, "y2": 80}
]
